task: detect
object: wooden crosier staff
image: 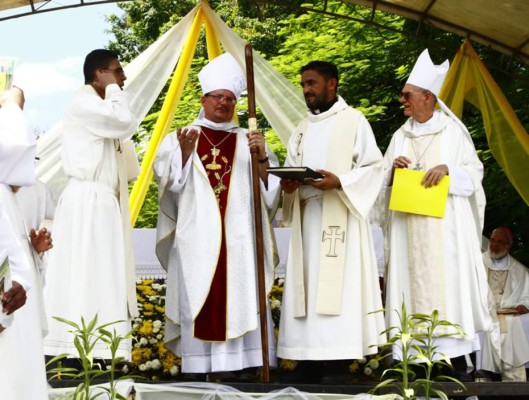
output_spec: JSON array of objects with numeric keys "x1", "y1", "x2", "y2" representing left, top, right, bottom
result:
[{"x1": 245, "y1": 43, "x2": 270, "y2": 383}]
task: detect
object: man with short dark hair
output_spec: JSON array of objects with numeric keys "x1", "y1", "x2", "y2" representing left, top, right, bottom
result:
[
  {"x1": 44, "y1": 49, "x2": 139, "y2": 361},
  {"x1": 277, "y1": 60, "x2": 385, "y2": 384}
]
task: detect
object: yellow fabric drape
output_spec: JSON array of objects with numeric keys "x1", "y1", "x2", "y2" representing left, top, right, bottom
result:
[
  {"x1": 440, "y1": 39, "x2": 529, "y2": 206},
  {"x1": 204, "y1": 13, "x2": 222, "y2": 60},
  {"x1": 129, "y1": 2, "x2": 245, "y2": 224},
  {"x1": 129, "y1": 8, "x2": 205, "y2": 224}
]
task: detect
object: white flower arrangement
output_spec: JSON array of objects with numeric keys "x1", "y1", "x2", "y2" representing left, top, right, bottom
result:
[{"x1": 132, "y1": 278, "x2": 181, "y2": 381}]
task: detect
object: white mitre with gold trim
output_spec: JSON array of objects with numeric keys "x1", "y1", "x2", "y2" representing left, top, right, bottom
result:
[{"x1": 198, "y1": 52, "x2": 246, "y2": 99}]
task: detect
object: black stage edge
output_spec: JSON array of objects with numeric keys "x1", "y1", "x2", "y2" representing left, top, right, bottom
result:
[{"x1": 49, "y1": 379, "x2": 529, "y2": 399}]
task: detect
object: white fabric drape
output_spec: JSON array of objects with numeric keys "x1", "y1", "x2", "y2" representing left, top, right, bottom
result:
[
  {"x1": 35, "y1": 5, "x2": 197, "y2": 199},
  {"x1": 48, "y1": 380, "x2": 404, "y2": 400},
  {"x1": 200, "y1": 3, "x2": 306, "y2": 143},
  {"x1": 36, "y1": 2, "x2": 306, "y2": 204}
]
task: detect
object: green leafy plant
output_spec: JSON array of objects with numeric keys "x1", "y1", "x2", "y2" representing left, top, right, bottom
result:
[
  {"x1": 371, "y1": 299, "x2": 467, "y2": 400},
  {"x1": 47, "y1": 314, "x2": 138, "y2": 400}
]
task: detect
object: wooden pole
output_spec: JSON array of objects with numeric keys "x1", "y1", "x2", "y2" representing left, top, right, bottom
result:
[{"x1": 245, "y1": 43, "x2": 270, "y2": 383}]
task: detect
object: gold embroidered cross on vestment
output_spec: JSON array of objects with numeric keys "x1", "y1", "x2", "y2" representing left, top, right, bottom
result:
[
  {"x1": 200, "y1": 128, "x2": 234, "y2": 202},
  {"x1": 200, "y1": 129, "x2": 233, "y2": 171}
]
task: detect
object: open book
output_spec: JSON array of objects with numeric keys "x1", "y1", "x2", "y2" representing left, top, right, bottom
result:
[{"x1": 267, "y1": 166, "x2": 323, "y2": 182}]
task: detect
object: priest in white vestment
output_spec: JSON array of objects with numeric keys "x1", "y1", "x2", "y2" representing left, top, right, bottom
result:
[
  {"x1": 480, "y1": 227, "x2": 529, "y2": 381},
  {"x1": 277, "y1": 61, "x2": 386, "y2": 384},
  {"x1": 0, "y1": 86, "x2": 49, "y2": 399},
  {"x1": 154, "y1": 53, "x2": 280, "y2": 379},
  {"x1": 382, "y1": 49, "x2": 492, "y2": 380},
  {"x1": 44, "y1": 49, "x2": 138, "y2": 360}
]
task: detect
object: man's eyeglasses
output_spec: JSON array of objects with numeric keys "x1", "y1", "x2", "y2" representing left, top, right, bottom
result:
[
  {"x1": 101, "y1": 67, "x2": 125, "y2": 76},
  {"x1": 206, "y1": 93, "x2": 237, "y2": 105},
  {"x1": 400, "y1": 90, "x2": 426, "y2": 100}
]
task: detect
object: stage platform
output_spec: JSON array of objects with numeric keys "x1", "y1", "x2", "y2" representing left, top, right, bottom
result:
[{"x1": 48, "y1": 379, "x2": 529, "y2": 399}]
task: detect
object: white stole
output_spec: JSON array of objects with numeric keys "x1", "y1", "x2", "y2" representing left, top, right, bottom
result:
[{"x1": 283, "y1": 104, "x2": 361, "y2": 316}]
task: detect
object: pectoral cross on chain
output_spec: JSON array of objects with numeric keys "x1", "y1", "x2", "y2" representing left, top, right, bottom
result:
[{"x1": 322, "y1": 226, "x2": 345, "y2": 257}]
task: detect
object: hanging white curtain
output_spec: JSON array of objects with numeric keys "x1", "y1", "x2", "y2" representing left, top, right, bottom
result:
[
  {"x1": 35, "y1": 5, "x2": 198, "y2": 200},
  {"x1": 36, "y1": 2, "x2": 306, "y2": 204}
]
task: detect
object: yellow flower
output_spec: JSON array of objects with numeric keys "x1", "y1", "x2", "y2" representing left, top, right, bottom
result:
[
  {"x1": 143, "y1": 348, "x2": 153, "y2": 359},
  {"x1": 138, "y1": 320, "x2": 154, "y2": 335},
  {"x1": 349, "y1": 360, "x2": 360, "y2": 373},
  {"x1": 279, "y1": 359, "x2": 298, "y2": 371},
  {"x1": 131, "y1": 350, "x2": 143, "y2": 365},
  {"x1": 162, "y1": 353, "x2": 178, "y2": 370},
  {"x1": 134, "y1": 278, "x2": 179, "y2": 380},
  {"x1": 137, "y1": 286, "x2": 157, "y2": 296},
  {"x1": 156, "y1": 342, "x2": 168, "y2": 356}
]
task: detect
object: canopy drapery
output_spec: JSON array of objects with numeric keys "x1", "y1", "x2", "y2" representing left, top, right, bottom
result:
[
  {"x1": 35, "y1": 1, "x2": 529, "y2": 225},
  {"x1": 36, "y1": 1, "x2": 306, "y2": 224},
  {"x1": 440, "y1": 39, "x2": 529, "y2": 206}
]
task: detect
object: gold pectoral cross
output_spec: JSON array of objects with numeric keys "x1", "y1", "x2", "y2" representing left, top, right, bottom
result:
[{"x1": 206, "y1": 147, "x2": 222, "y2": 171}]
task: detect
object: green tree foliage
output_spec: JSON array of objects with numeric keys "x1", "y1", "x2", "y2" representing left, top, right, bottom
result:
[
  {"x1": 107, "y1": 0, "x2": 303, "y2": 228},
  {"x1": 105, "y1": 0, "x2": 529, "y2": 263},
  {"x1": 107, "y1": 0, "x2": 197, "y2": 62},
  {"x1": 269, "y1": 1, "x2": 410, "y2": 148}
]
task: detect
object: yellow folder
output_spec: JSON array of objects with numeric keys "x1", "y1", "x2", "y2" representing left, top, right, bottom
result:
[{"x1": 389, "y1": 168, "x2": 450, "y2": 218}]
